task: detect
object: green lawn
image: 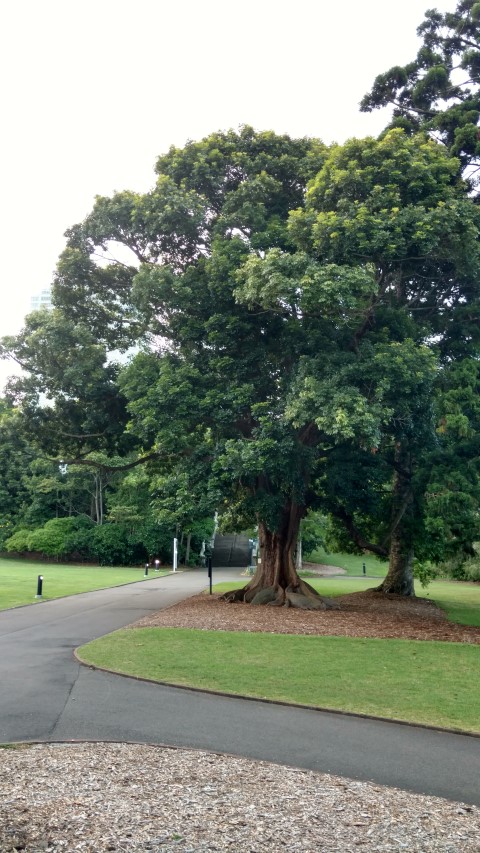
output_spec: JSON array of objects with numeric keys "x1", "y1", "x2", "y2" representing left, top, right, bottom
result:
[
  {"x1": 420, "y1": 581, "x2": 480, "y2": 627},
  {"x1": 0, "y1": 558, "x2": 170, "y2": 610},
  {"x1": 78, "y1": 574, "x2": 480, "y2": 733},
  {"x1": 79, "y1": 628, "x2": 480, "y2": 733},
  {"x1": 304, "y1": 548, "x2": 388, "y2": 577},
  {"x1": 8, "y1": 552, "x2": 477, "y2": 733}
]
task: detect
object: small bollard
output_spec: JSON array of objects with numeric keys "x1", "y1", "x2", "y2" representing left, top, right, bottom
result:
[
  {"x1": 154, "y1": 559, "x2": 160, "y2": 572},
  {"x1": 362, "y1": 562, "x2": 366, "y2": 576},
  {"x1": 36, "y1": 575, "x2": 43, "y2": 599},
  {"x1": 144, "y1": 563, "x2": 149, "y2": 578}
]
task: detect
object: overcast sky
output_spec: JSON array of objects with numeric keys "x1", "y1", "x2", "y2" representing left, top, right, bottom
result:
[{"x1": 0, "y1": 0, "x2": 452, "y2": 390}]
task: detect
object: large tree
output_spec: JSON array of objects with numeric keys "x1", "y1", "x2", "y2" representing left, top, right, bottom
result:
[
  {"x1": 3, "y1": 127, "x2": 479, "y2": 602},
  {"x1": 286, "y1": 129, "x2": 480, "y2": 593},
  {"x1": 3, "y1": 128, "x2": 338, "y2": 607},
  {"x1": 100, "y1": 128, "x2": 480, "y2": 601}
]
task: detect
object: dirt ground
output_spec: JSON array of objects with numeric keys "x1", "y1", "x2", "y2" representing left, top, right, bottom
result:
[{"x1": 134, "y1": 566, "x2": 480, "y2": 644}]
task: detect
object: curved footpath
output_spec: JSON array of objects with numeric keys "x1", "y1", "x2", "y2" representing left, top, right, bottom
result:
[{"x1": 0, "y1": 569, "x2": 479, "y2": 806}]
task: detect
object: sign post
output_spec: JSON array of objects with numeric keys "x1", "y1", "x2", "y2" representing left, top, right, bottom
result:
[{"x1": 173, "y1": 538, "x2": 178, "y2": 572}]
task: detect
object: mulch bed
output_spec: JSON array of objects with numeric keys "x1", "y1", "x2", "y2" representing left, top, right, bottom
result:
[{"x1": 133, "y1": 588, "x2": 480, "y2": 644}]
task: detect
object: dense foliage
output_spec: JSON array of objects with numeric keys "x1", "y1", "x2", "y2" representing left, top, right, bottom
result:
[{"x1": 1, "y1": 9, "x2": 479, "y2": 594}]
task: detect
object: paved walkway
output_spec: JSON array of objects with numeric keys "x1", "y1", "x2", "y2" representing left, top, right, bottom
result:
[{"x1": 0, "y1": 570, "x2": 479, "y2": 805}]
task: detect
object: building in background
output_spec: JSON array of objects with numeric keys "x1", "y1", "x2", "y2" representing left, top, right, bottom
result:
[{"x1": 30, "y1": 287, "x2": 52, "y2": 312}]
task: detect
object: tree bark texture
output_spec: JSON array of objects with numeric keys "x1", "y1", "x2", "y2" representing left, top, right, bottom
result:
[
  {"x1": 376, "y1": 445, "x2": 415, "y2": 596},
  {"x1": 223, "y1": 502, "x2": 338, "y2": 610}
]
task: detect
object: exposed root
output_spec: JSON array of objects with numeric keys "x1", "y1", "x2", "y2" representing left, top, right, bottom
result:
[
  {"x1": 251, "y1": 587, "x2": 280, "y2": 606},
  {"x1": 285, "y1": 592, "x2": 327, "y2": 610},
  {"x1": 374, "y1": 580, "x2": 416, "y2": 597},
  {"x1": 222, "y1": 587, "x2": 251, "y2": 603},
  {"x1": 221, "y1": 580, "x2": 340, "y2": 610}
]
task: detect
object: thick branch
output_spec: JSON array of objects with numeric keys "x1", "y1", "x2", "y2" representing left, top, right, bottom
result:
[
  {"x1": 381, "y1": 488, "x2": 413, "y2": 549},
  {"x1": 46, "y1": 451, "x2": 159, "y2": 473},
  {"x1": 334, "y1": 506, "x2": 388, "y2": 558},
  {"x1": 57, "y1": 431, "x2": 107, "y2": 440}
]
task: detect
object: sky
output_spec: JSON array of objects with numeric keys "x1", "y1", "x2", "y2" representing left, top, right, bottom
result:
[{"x1": 0, "y1": 0, "x2": 452, "y2": 390}]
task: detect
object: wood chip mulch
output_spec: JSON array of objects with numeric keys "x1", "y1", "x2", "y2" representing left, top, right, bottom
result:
[
  {"x1": 2, "y1": 743, "x2": 479, "y2": 852},
  {"x1": 133, "y1": 587, "x2": 480, "y2": 644}
]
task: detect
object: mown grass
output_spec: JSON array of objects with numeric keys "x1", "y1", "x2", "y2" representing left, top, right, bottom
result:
[
  {"x1": 423, "y1": 582, "x2": 480, "y2": 627},
  {"x1": 79, "y1": 628, "x2": 480, "y2": 733},
  {"x1": 305, "y1": 548, "x2": 388, "y2": 577},
  {"x1": 0, "y1": 558, "x2": 170, "y2": 610}
]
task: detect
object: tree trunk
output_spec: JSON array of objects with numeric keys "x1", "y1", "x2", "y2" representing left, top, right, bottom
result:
[
  {"x1": 378, "y1": 531, "x2": 415, "y2": 595},
  {"x1": 223, "y1": 502, "x2": 338, "y2": 610},
  {"x1": 376, "y1": 445, "x2": 415, "y2": 596},
  {"x1": 185, "y1": 532, "x2": 191, "y2": 565},
  {"x1": 94, "y1": 472, "x2": 104, "y2": 526}
]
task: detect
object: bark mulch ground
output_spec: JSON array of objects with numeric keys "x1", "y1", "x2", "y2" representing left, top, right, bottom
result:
[{"x1": 134, "y1": 575, "x2": 480, "y2": 644}]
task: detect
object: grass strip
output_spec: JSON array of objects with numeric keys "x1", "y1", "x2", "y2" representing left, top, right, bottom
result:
[
  {"x1": 305, "y1": 549, "x2": 387, "y2": 577},
  {"x1": 0, "y1": 558, "x2": 170, "y2": 610},
  {"x1": 79, "y1": 628, "x2": 480, "y2": 733}
]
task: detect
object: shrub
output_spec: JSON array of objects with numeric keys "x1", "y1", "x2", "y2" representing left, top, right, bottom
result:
[
  {"x1": 89, "y1": 524, "x2": 148, "y2": 566},
  {"x1": 5, "y1": 517, "x2": 95, "y2": 560},
  {"x1": 437, "y1": 545, "x2": 480, "y2": 583},
  {"x1": 4, "y1": 529, "x2": 32, "y2": 552},
  {"x1": 27, "y1": 517, "x2": 94, "y2": 559},
  {"x1": 459, "y1": 558, "x2": 480, "y2": 582}
]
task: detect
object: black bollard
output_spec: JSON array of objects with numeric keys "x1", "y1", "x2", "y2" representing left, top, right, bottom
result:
[
  {"x1": 362, "y1": 562, "x2": 366, "y2": 575},
  {"x1": 36, "y1": 575, "x2": 43, "y2": 598},
  {"x1": 207, "y1": 557, "x2": 212, "y2": 595},
  {"x1": 144, "y1": 563, "x2": 149, "y2": 577}
]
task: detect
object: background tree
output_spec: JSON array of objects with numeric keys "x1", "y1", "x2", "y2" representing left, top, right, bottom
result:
[
  {"x1": 0, "y1": 399, "x2": 37, "y2": 547},
  {"x1": 0, "y1": 309, "x2": 135, "y2": 461},
  {"x1": 361, "y1": 0, "x2": 480, "y2": 183}
]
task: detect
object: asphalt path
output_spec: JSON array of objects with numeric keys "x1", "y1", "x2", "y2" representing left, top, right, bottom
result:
[{"x1": 0, "y1": 569, "x2": 479, "y2": 806}]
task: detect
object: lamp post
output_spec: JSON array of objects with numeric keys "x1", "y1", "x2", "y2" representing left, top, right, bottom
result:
[{"x1": 35, "y1": 575, "x2": 43, "y2": 598}]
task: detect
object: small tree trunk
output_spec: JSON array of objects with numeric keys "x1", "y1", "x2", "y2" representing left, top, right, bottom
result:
[
  {"x1": 185, "y1": 532, "x2": 191, "y2": 565},
  {"x1": 94, "y1": 472, "x2": 104, "y2": 526},
  {"x1": 376, "y1": 445, "x2": 415, "y2": 596},
  {"x1": 296, "y1": 538, "x2": 303, "y2": 571},
  {"x1": 223, "y1": 501, "x2": 337, "y2": 609}
]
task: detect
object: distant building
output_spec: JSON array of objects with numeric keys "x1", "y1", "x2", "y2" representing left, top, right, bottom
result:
[{"x1": 30, "y1": 287, "x2": 52, "y2": 312}]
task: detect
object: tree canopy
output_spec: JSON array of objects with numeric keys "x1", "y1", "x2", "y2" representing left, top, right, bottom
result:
[
  {"x1": 2, "y1": 122, "x2": 479, "y2": 600},
  {"x1": 2, "y1": 54, "x2": 480, "y2": 604}
]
